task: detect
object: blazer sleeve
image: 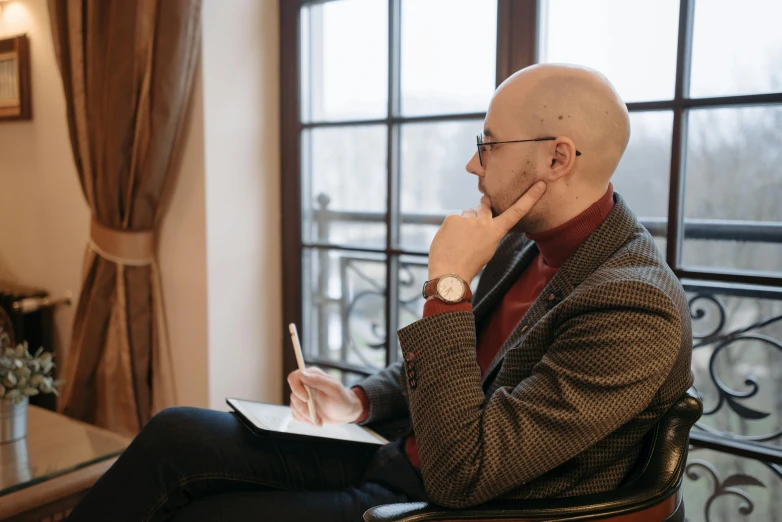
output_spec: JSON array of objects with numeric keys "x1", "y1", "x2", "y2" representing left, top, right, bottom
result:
[
  {"x1": 397, "y1": 280, "x2": 682, "y2": 508},
  {"x1": 353, "y1": 360, "x2": 410, "y2": 425}
]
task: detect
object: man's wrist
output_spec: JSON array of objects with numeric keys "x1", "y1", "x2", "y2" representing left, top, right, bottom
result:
[
  {"x1": 423, "y1": 298, "x2": 473, "y2": 317},
  {"x1": 350, "y1": 386, "x2": 369, "y2": 423},
  {"x1": 428, "y1": 270, "x2": 472, "y2": 282}
]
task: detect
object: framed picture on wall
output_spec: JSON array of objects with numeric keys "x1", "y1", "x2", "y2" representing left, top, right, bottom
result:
[{"x1": 0, "y1": 34, "x2": 31, "y2": 121}]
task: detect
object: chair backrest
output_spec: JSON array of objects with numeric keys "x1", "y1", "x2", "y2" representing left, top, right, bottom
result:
[{"x1": 620, "y1": 389, "x2": 703, "y2": 493}]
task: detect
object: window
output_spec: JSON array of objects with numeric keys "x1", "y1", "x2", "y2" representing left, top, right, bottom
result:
[
  {"x1": 281, "y1": 2, "x2": 782, "y2": 518},
  {"x1": 288, "y1": 0, "x2": 498, "y2": 384}
]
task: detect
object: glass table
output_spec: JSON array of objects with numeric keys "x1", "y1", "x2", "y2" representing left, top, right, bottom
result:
[{"x1": 0, "y1": 405, "x2": 131, "y2": 520}]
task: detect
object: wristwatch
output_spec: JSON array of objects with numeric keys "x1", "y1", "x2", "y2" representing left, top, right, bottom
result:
[{"x1": 422, "y1": 274, "x2": 472, "y2": 304}]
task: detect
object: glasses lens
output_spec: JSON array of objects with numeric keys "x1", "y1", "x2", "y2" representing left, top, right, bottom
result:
[{"x1": 476, "y1": 134, "x2": 483, "y2": 166}]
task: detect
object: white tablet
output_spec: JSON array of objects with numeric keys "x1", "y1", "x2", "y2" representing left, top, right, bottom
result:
[{"x1": 227, "y1": 398, "x2": 389, "y2": 446}]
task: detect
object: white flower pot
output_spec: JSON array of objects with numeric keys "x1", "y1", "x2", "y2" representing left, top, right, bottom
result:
[{"x1": 0, "y1": 396, "x2": 28, "y2": 444}]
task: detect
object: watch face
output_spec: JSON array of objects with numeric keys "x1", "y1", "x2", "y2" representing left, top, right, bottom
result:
[{"x1": 436, "y1": 276, "x2": 465, "y2": 303}]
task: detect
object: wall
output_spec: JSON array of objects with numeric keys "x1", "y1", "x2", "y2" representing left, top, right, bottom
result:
[
  {"x1": 0, "y1": 0, "x2": 281, "y2": 411},
  {"x1": 202, "y1": 0, "x2": 282, "y2": 409},
  {"x1": 0, "y1": 0, "x2": 87, "y2": 363},
  {"x1": 158, "y1": 70, "x2": 210, "y2": 408},
  {"x1": 0, "y1": 0, "x2": 282, "y2": 411}
]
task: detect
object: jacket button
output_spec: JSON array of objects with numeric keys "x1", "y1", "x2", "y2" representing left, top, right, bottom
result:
[{"x1": 548, "y1": 293, "x2": 556, "y2": 301}]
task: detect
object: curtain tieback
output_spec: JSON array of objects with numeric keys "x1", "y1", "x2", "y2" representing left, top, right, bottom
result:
[{"x1": 89, "y1": 219, "x2": 155, "y2": 266}]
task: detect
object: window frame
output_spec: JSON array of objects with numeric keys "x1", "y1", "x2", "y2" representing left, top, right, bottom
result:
[{"x1": 279, "y1": 0, "x2": 782, "y2": 397}]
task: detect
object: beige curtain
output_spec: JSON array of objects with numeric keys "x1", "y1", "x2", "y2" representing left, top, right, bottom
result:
[{"x1": 47, "y1": 0, "x2": 201, "y2": 436}]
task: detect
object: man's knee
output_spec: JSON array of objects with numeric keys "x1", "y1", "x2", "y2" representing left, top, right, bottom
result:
[
  {"x1": 134, "y1": 406, "x2": 207, "y2": 455},
  {"x1": 145, "y1": 406, "x2": 199, "y2": 430}
]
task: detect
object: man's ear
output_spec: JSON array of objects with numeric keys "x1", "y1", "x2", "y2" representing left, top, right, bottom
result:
[{"x1": 547, "y1": 137, "x2": 578, "y2": 181}]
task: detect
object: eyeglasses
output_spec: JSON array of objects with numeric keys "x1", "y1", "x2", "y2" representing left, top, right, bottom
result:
[{"x1": 476, "y1": 133, "x2": 582, "y2": 167}]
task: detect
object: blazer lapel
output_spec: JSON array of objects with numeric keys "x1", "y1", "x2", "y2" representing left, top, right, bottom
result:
[
  {"x1": 480, "y1": 267, "x2": 575, "y2": 388},
  {"x1": 473, "y1": 238, "x2": 539, "y2": 328},
  {"x1": 479, "y1": 192, "x2": 642, "y2": 389}
]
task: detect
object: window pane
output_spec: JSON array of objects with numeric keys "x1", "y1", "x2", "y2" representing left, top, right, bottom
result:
[
  {"x1": 690, "y1": 0, "x2": 782, "y2": 98},
  {"x1": 302, "y1": 249, "x2": 387, "y2": 372},
  {"x1": 682, "y1": 106, "x2": 782, "y2": 273},
  {"x1": 302, "y1": 126, "x2": 387, "y2": 247},
  {"x1": 612, "y1": 111, "x2": 673, "y2": 257},
  {"x1": 688, "y1": 291, "x2": 782, "y2": 445},
  {"x1": 399, "y1": 120, "x2": 482, "y2": 251},
  {"x1": 401, "y1": 0, "x2": 497, "y2": 116},
  {"x1": 399, "y1": 257, "x2": 429, "y2": 330},
  {"x1": 322, "y1": 368, "x2": 368, "y2": 388},
  {"x1": 613, "y1": 111, "x2": 673, "y2": 218},
  {"x1": 683, "y1": 448, "x2": 780, "y2": 522},
  {"x1": 540, "y1": 0, "x2": 679, "y2": 102},
  {"x1": 300, "y1": 0, "x2": 388, "y2": 122}
]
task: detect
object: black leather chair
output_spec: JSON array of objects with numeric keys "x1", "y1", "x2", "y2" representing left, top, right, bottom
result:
[{"x1": 364, "y1": 390, "x2": 702, "y2": 522}]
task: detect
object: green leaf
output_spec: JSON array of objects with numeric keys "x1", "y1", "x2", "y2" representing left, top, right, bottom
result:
[
  {"x1": 3, "y1": 373, "x2": 16, "y2": 387},
  {"x1": 22, "y1": 387, "x2": 39, "y2": 396},
  {"x1": 41, "y1": 361, "x2": 54, "y2": 376}
]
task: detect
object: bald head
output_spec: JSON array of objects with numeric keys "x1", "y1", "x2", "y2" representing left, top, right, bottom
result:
[
  {"x1": 467, "y1": 64, "x2": 630, "y2": 232},
  {"x1": 491, "y1": 64, "x2": 630, "y2": 183}
]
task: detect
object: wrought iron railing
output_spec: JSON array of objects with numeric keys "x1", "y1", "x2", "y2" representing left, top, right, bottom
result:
[
  {"x1": 310, "y1": 203, "x2": 782, "y2": 246},
  {"x1": 680, "y1": 283, "x2": 782, "y2": 521},
  {"x1": 303, "y1": 199, "x2": 782, "y2": 521}
]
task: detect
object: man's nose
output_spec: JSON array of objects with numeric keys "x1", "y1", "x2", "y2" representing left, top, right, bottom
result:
[{"x1": 466, "y1": 151, "x2": 483, "y2": 176}]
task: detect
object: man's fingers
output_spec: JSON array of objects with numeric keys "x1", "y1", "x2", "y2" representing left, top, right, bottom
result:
[
  {"x1": 477, "y1": 195, "x2": 492, "y2": 219},
  {"x1": 300, "y1": 371, "x2": 339, "y2": 397},
  {"x1": 460, "y1": 208, "x2": 477, "y2": 218},
  {"x1": 493, "y1": 181, "x2": 547, "y2": 233},
  {"x1": 290, "y1": 394, "x2": 314, "y2": 425},
  {"x1": 287, "y1": 371, "x2": 310, "y2": 402}
]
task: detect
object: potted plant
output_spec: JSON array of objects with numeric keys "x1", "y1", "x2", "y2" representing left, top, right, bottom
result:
[{"x1": 0, "y1": 341, "x2": 60, "y2": 443}]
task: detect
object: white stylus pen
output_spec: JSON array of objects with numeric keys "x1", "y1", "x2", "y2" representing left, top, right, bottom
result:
[{"x1": 288, "y1": 323, "x2": 318, "y2": 424}]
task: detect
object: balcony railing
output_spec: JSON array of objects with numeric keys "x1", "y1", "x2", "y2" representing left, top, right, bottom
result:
[{"x1": 310, "y1": 205, "x2": 782, "y2": 246}]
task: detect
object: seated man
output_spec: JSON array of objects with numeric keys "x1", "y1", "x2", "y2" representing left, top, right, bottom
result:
[{"x1": 68, "y1": 64, "x2": 693, "y2": 522}]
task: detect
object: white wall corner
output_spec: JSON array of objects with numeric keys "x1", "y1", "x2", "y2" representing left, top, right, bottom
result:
[{"x1": 201, "y1": 0, "x2": 282, "y2": 410}]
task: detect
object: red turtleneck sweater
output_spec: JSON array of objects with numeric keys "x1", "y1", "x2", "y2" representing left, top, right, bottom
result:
[{"x1": 354, "y1": 185, "x2": 615, "y2": 468}]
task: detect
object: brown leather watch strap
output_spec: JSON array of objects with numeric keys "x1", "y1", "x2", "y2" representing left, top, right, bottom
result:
[{"x1": 422, "y1": 276, "x2": 472, "y2": 303}]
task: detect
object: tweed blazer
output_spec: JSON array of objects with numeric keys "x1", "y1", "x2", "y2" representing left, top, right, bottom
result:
[{"x1": 355, "y1": 192, "x2": 694, "y2": 509}]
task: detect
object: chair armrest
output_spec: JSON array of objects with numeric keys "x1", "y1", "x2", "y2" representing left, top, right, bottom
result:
[{"x1": 364, "y1": 488, "x2": 682, "y2": 522}]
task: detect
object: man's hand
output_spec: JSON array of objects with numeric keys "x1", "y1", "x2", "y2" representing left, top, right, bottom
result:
[
  {"x1": 287, "y1": 367, "x2": 364, "y2": 427},
  {"x1": 428, "y1": 181, "x2": 547, "y2": 282}
]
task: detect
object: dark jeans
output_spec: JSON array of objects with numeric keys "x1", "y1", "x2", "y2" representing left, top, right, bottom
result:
[{"x1": 67, "y1": 407, "x2": 427, "y2": 522}]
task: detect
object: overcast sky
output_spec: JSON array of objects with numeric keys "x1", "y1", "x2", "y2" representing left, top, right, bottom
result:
[{"x1": 305, "y1": 0, "x2": 782, "y2": 121}]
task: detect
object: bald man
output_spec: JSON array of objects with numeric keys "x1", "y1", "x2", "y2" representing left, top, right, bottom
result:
[{"x1": 69, "y1": 65, "x2": 693, "y2": 522}]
